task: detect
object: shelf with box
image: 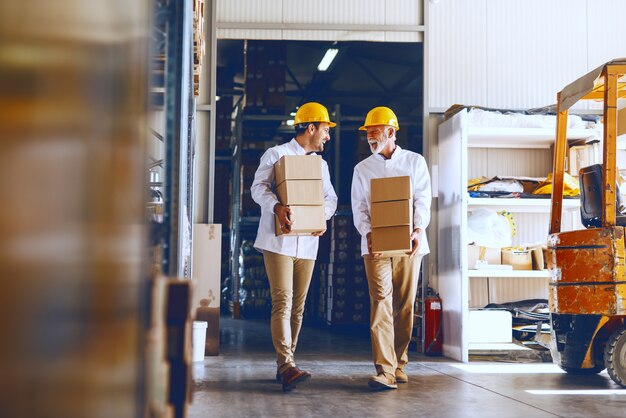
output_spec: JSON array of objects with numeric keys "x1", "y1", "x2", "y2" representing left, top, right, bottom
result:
[{"x1": 437, "y1": 107, "x2": 599, "y2": 362}]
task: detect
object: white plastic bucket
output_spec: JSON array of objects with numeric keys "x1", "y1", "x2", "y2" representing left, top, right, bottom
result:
[{"x1": 192, "y1": 321, "x2": 208, "y2": 362}]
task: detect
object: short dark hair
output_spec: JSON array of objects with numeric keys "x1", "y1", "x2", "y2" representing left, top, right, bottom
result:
[{"x1": 295, "y1": 122, "x2": 319, "y2": 135}]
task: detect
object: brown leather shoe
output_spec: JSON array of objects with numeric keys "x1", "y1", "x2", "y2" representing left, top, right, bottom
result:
[
  {"x1": 368, "y1": 373, "x2": 397, "y2": 390},
  {"x1": 395, "y1": 368, "x2": 408, "y2": 383},
  {"x1": 281, "y1": 366, "x2": 311, "y2": 391}
]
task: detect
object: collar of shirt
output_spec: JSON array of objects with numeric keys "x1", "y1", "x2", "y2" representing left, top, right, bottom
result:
[
  {"x1": 289, "y1": 138, "x2": 314, "y2": 155},
  {"x1": 374, "y1": 144, "x2": 403, "y2": 161}
]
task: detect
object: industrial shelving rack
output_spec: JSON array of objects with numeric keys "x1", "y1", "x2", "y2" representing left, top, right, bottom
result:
[{"x1": 150, "y1": 0, "x2": 196, "y2": 278}]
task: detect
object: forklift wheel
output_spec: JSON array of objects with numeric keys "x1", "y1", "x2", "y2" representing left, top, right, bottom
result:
[
  {"x1": 605, "y1": 328, "x2": 626, "y2": 387},
  {"x1": 559, "y1": 365, "x2": 605, "y2": 375}
]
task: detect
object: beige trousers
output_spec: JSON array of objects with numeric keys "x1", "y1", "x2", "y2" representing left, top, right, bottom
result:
[
  {"x1": 363, "y1": 254, "x2": 423, "y2": 377},
  {"x1": 263, "y1": 250, "x2": 315, "y2": 373}
]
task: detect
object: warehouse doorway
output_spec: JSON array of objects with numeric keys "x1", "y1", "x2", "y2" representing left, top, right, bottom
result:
[{"x1": 214, "y1": 39, "x2": 423, "y2": 326}]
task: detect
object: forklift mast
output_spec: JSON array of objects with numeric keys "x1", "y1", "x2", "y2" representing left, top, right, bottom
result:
[{"x1": 550, "y1": 61, "x2": 626, "y2": 234}]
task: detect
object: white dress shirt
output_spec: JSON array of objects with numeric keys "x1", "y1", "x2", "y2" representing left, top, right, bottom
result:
[
  {"x1": 252, "y1": 138, "x2": 338, "y2": 260},
  {"x1": 351, "y1": 145, "x2": 432, "y2": 256}
]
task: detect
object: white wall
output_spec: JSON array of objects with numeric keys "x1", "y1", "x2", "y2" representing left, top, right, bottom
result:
[
  {"x1": 428, "y1": 0, "x2": 626, "y2": 112},
  {"x1": 216, "y1": 0, "x2": 423, "y2": 42},
  {"x1": 427, "y1": 0, "x2": 626, "y2": 290}
]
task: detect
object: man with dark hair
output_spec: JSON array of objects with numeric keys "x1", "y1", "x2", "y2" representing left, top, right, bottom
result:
[{"x1": 251, "y1": 102, "x2": 338, "y2": 391}]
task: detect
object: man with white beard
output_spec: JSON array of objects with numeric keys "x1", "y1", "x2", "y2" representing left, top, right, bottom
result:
[{"x1": 350, "y1": 106, "x2": 432, "y2": 390}]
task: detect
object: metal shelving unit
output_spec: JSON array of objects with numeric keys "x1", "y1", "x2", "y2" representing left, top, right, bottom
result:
[{"x1": 151, "y1": 0, "x2": 195, "y2": 278}]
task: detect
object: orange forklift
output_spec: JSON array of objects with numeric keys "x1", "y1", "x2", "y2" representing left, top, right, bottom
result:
[{"x1": 548, "y1": 59, "x2": 626, "y2": 386}]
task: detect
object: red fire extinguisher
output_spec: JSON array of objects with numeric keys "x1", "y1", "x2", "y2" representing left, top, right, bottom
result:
[{"x1": 423, "y1": 288, "x2": 443, "y2": 356}]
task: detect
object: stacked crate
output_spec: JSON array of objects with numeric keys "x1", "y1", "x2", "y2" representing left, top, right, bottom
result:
[
  {"x1": 370, "y1": 176, "x2": 413, "y2": 255},
  {"x1": 324, "y1": 212, "x2": 370, "y2": 325},
  {"x1": 245, "y1": 41, "x2": 286, "y2": 114},
  {"x1": 273, "y1": 155, "x2": 326, "y2": 236}
]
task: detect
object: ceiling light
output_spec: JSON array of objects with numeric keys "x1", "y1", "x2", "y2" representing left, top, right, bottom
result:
[
  {"x1": 317, "y1": 48, "x2": 339, "y2": 72},
  {"x1": 286, "y1": 120, "x2": 294, "y2": 126},
  {"x1": 290, "y1": 111, "x2": 296, "y2": 116}
]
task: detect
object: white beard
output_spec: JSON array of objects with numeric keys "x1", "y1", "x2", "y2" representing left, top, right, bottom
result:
[{"x1": 369, "y1": 135, "x2": 388, "y2": 155}]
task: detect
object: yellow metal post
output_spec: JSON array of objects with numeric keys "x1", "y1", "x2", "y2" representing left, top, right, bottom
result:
[
  {"x1": 550, "y1": 93, "x2": 568, "y2": 234},
  {"x1": 602, "y1": 68, "x2": 618, "y2": 227}
]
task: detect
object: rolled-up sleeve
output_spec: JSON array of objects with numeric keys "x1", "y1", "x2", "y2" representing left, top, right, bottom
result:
[
  {"x1": 251, "y1": 149, "x2": 280, "y2": 214},
  {"x1": 322, "y1": 161, "x2": 338, "y2": 220},
  {"x1": 351, "y1": 167, "x2": 371, "y2": 237},
  {"x1": 412, "y1": 155, "x2": 432, "y2": 231}
]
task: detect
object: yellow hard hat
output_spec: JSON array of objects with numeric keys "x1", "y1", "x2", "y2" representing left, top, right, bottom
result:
[
  {"x1": 359, "y1": 106, "x2": 399, "y2": 131},
  {"x1": 294, "y1": 102, "x2": 336, "y2": 128}
]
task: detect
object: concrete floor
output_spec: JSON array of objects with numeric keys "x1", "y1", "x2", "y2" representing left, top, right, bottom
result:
[{"x1": 190, "y1": 317, "x2": 626, "y2": 418}]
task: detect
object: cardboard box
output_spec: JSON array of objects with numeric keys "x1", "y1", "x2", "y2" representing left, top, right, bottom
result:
[
  {"x1": 467, "y1": 244, "x2": 501, "y2": 269},
  {"x1": 371, "y1": 176, "x2": 412, "y2": 203},
  {"x1": 276, "y1": 179, "x2": 323, "y2": 205},
  {"x1": 371, "y1": 199, "x2": 412, "y2": 228},
  {"x1": 529, "y1": 246, "x2": 545, "y2": 270},
  {"x1": 468, "y1": 310, "x2": 512, "y2": 343},
  {"x1": 501, "y1": 249, "x2": 532, "y2": 270},
  {"x1": 568, "y1": 144, "x2": 599, "y2": 176},
  {"x1": 275, "y1": 205, "x2": 326, "y2": 236},
  {"x1": 274, "y1": 155, "x2": 322, "y2": 185},
  {"x1": 371, "y1": 225, "x2": 412, "y2": 255}
]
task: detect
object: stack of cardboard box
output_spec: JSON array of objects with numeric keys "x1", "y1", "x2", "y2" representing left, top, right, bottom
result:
[
  {"x1": 370, "y1": 176, "x2": 413, "y2": 255},
  {"x1": 273, "y1": 155, "x2": 326, "y2": 236}
]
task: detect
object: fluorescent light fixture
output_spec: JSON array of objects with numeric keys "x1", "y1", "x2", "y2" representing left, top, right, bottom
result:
[
  {"x1": 317, "y1": 48, "x2": 339, "y2": 72},
  {"x1": 286, "y1": 120, "x2": 294, "y2": 126},
  {"x1": 215, "y1": 95, "x2": 221, "y2": 101},
  {"x1": 290, "y1": 111, "x2": 296, "y2": 116}
]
